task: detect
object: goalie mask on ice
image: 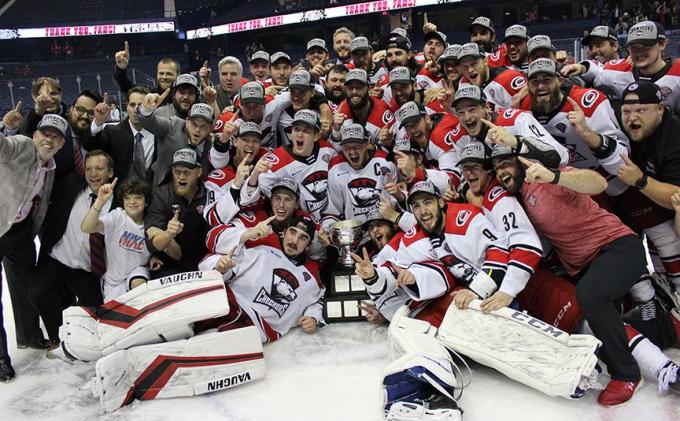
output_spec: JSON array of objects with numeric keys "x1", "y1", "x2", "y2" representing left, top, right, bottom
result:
[
  {"x1": 59, "y1": 271, "x2": 265, "y2": 412},
  {"x1": 437, "y1": 300, "x2": 602, "y2": 399}
]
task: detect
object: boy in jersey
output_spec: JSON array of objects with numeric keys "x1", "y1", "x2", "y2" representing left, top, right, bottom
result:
[
  {"x1": 200, "y1": 215, "x2": 324, "y2": 342},
  {"x1": 81, "y1": 177, "x2": 152, "y2": 302}
]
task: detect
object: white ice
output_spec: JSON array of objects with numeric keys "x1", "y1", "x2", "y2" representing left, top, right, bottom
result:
[{"x1": 1, "y1": 277, "x2": 679, "y2": 420}]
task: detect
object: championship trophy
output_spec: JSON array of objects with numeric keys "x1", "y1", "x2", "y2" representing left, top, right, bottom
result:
[{"x1": 323, "y1": 219, "x2": 372, "y2": 323}]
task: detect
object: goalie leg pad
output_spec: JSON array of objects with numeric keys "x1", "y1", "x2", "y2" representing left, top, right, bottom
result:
[
  {"x1": 383, "y1": 306, "x2": 463, "y2": 416},
  {"x1": 437, "y1": 299, "x2": 601, "y2": 399},
  {"x1": 93, "y1": 326, "x2": 265, "y2": 412},
  {"x1": 60, "y1": 271, "x2": 229, "y2": 361}
]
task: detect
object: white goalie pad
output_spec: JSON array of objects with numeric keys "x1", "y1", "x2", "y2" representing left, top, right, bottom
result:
[
  {"x1": 437, "y1": 300, "x2": 601, "y2": 399},
  {"x1": 60, "y1": 271, "x2": 230, "y2": 361},
  {"x1": 92, "y1": 327, "x2": 265, "y2": 412},
  {"x1": 383, "y1": 306, "x2": 463, "y2": 420}
]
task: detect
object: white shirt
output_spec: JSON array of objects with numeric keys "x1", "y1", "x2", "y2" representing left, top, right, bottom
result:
[
  {"x1": 15, "y1": 158, "x2": 56, "y2": 223},
  {"x1": 99, "y1": 208, "x2": 150, "y2": 284},
  {"x1": 50, "y1": 189, "x2": 112, "y2": 271}
]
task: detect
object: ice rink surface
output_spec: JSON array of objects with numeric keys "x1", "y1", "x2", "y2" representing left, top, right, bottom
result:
[{"x1": 1, "y1": 271, "x2": 679, "y2": 421}]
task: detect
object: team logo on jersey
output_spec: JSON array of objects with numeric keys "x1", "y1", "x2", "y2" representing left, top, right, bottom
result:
[
  {"x1": 510, "y1": 76, "x2": 526, "y2": 91},
  {"x1": 208, "y1": 169, "x2": 227, "y2": 180},
  {"x1": 405, "y1": 226, "x2": 417, "y2": 238},
  {"x1": 610, "y1": 58, "x2": 625, "y2": 66},
  {"x1": 489, "y1": 51, "x2": 501, "y2": 61},
  {"x1": 254, "y1": 268, "x2": 300, "y2": 317},
  {"x1": 321, "y1": 153, "x2": 332, "y2": 163},
  {"x1": 455, "y1": 210, "x2": 472, "y2": 227},
  {"x1": 265, "y1": 153, "x2": 279, "y2": 165},
  {"x1": 240, "y1": 211, "x2": 257, "y2": 223},
  {"x1": 487, "y1": 186, "x2": 505, "y2": 202},
  {"x1": 555, "y1": 122, "x2": 567, "y2": 133},
  {"x1": 265, "y1": 114, "x2": 273, "y2": 123},
  {"x1": 213, "y1": 120, "x2": 224, "y2": 132},
  {"x1": 301, "y1": 171, "x2": 329, "y2": 213},
  {"x1": 348, "y1": 177, "x2": 380, "y2": 212},
  {"x1": 580, "y1": 91, "x2": 599, "y2": 108},
  {"x1": 382, "y1": 111, "x2": 395, "y2": 125},
  {"x1": 502, "y1": 109, "x2": 519, "y2": 119}
]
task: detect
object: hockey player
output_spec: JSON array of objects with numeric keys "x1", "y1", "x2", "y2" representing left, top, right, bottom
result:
[
  {"x1": 492, "y1": 24, "x2": 530, "y2": 73},
  {"x1": 241, "y1": 109, "x2": 337, "y2": 221},
  {"x1": 276, "y1": 69, "x2": 331, "y2": 146},
  {"x1": 581, "y1": 26, "x2": 620, "y2": 64},
  {"x1": 491, "y1": 145, "x2": 680, "y2": 404},
  {"x1": 330, "y1": 69, "x2": 395, "y2": 147},
  {"x1": 248, "y1": 51, "x2": 270, "y2": 84},
  {"x1": 322, "y1": 123, "x2": 397, "y2": 231},
  {"x1": 519, "y1": 58, "x2": 629, "y2": 195},
  {"x1": 268, "y1": 52, "x2": 293, "y2": 88},
  {"x1": 450, "y1": 85, "x2": 570, "y2": 168},
  {"x1": 457, "y1": 42, "x2": 527, "y2": 110},
  {"x1": 204, "y1": 122, "x2": 267, "y2": 226},
  {"x1": 349, "y1": 37, "x2": 388, "y2": 87},
  {"x1": 468, "y1": 16, "x2": 497, "y2": 54},
  {"x1": 325, "y1": 64, "x2": 348, "y2": 112},
  {"x1": 201, "y1": 214, "x2": 325, "y2": 342},
  {"x1": 562, "y1": 21, "x2": 680, "y2": 113}
]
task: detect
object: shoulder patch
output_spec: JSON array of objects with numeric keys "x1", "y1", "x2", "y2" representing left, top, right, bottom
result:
[{"x1": 445, "y1": 203, "x2": 483, "y2": 235}]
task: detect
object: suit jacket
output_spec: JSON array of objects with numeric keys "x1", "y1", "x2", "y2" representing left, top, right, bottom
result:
[
  {"x1": 38, "y1": 172, "x2": 86, "y2": 259},
  {"x1": 138, "y1": 111, "x2": 213, "y2": 186},
  {"x1": 0, "y1": 133, "x2": 55, "y2": 238}
]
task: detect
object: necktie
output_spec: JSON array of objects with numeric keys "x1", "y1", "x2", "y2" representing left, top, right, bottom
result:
[
  {"x1": 89, "y1": 194, "x2": 106, "y2": 278},
  {"x1": 133, "y1": 132, "x2": 146, "y2": 180},
  {"x1": 73, "y1": 136, "x2": 84, "y2": 177}
]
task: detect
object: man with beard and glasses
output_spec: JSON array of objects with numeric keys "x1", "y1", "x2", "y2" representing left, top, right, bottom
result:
[
  {"x1": 144, "y1": 148, "x2": 210, "y2": 278},
  {"x1": 581, "y1": 26, "x2": 621, "y2": 65},
  {"x1": 154, "y1": 74, "x2": 200, "y2": 120},
  {"x1": 249, "y1": 51, "x2": 270, "y2": 85},
  {"x1": 322, "y1": 123, "x2": 397, "y2": 234},
  {"x1": 450, "y1": 85, "x2": 569, "y2": 169},
  {"x1": 490, "y1": 145, "x2": 680, "y2": 405},
  {"x1": 562, "y1": 21, "x2": 680, "y2": 113},
  {"x1": 333, "y1": 27, "x2": 355, "y2": 66},
  {"x1": 58, "y1": 90, "x2": 102, "y2": 179},
  {"x1": 349, "y1": 37, "x2": 388, "y2": 87},
  {"x1": 518, "y1": 59, "x2": 629, "y2": 196},
  {"x1": 331, "y1": 69, "x2": 394, "y2": 147},
  {"x1": 200, "y1": 214, "x2": 325, "y2": 343},
  {"x1": 325, "y1": 64, "x2": 348, "y2": 112},
  {"x1": 138, "y1": 93, "x2": 215, "y2": 187},
  {"x1": 457, "y1": 43, "x2": 527, "y2": 110},
  {"x1": 241, "y1": 110, "x2": 337, "y2": 221},
  {"x1": 205, "y1": 123, "x2": 268, "y2": 226}
]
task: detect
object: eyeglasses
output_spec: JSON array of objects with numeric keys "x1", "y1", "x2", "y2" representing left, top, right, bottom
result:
[{"x1": 74, "y1": 106, "x2": 95, "y2": 117}]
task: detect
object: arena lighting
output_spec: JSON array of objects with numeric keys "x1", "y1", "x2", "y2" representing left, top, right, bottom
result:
[
  {"x1": 0, "y1": 21, "x2": 175, "y2": 40},
  {"x1": 187, "y1": 0, "x2": 460, "y2": 39}
]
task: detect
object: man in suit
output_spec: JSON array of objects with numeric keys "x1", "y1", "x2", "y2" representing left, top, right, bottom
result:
[
  {"x1": 0, "y1": 114, "x2": 69, "y2": 381},
  {"x1": 30, "y1": 150, "x2": 115, "y2": 348},
  {"x1": 87, "y1": 87, "x2": 154, "y2": 183},
  {"x1": 138, "y1": 92, "x2": 215, "y2": 187}
]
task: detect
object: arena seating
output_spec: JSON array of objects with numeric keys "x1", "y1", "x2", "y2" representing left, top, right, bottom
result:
[{"x1": 0, "y1": 0, "x2": 163, "y2": 26}]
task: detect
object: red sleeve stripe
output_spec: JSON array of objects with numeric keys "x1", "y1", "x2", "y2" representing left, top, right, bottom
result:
[
  {"x1": 206, "y1": 224, "x2": 230, "y2": 253},
  {"x1": 486, "y1": 246, "x2": 509, "y2": 266},
  {"x1": 207, "y1": 204, "x2": 224, "y2": 227}
]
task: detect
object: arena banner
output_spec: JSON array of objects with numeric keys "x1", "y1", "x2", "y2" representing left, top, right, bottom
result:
[
  {"x1": 187, "y1": 0, "x2": 458, "y2": 39},
  {"x1": 0, "y1": 21, "x2": 175, "y2": 40}
]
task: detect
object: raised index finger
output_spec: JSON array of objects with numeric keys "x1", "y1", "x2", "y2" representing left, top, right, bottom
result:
[
  {"x1": 362, "y1": 247, "x2": 370, "y2": 261},
  {"x1": 517, "y1": 156, "x2": 535, "y2": 167},
  {"x1": 124, "y1": 41, "x2": 129, "y2": 55},
  {"x1": 102, "y1": 92, "x2": 109, "y2": 105},
  {"x1": 263, "y1": 215, "x2": 277, "y2": 225},
  {"x1": 110, "y1": 177, "x2": 119, "y2": 189},
  {"x1": 480, "y1": 118, "x2": 497, "y2": 128},
  {"x1": 159, "y1": 88, "x2": 171, "y2": 102},
  {"x1": 566, "y1": 96, "x2": 582, "y2": 111},
  {"x1": 14, "y1": 101, "x2": 22, "y2": 113}
]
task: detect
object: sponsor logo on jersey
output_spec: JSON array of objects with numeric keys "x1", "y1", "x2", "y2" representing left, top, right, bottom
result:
[
  {"x1": 207, "y1": 372, "x2": 253, "y2": 391},
  {"x1": 565, "y1": 144, "x2": 589, "y2": 164},
  {"x1": 527, "y1": 194, "x2": 537, "y2": 207},
  {"x1": 510, "y1": 76, "x2": 526, "y2": 90},
  {"x1": 455, "y1": 210, "x2": 472, "y2": 226},
  {"x1": 348, "y1": 177, "x2": 380, "y2": 215},
  {"x1": 253, "y1": 268, "x2": 300, "y2": 317},
  {"x1": 118, "y1": 231, "x2": 146, "y2": 253},
  {"x1": 321, "y1": 153, "x2": 332, "y2": 163},
  {"x1": 301, "y1": 170, "x2": 329, "y2": 213},
  {"x1": 158, "y1": 271, "x2": 204, "y2": 286},
  {"x1": 511, "y1": 311, "x2": 565, "y2": 338},
  {"x1": 555, "y1": 122, "x2": 567, "y2": 133},
  {"x1": 580, "y1": 91, "x2": 599, "y2": 108},
  {"x1": 660, "y1": 86, "x2": 672, "y2": 100}
]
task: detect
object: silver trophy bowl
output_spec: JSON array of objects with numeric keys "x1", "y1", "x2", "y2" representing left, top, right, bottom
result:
[{"x1": 330, "y1": 219, "x2": 364, "y2": 268}]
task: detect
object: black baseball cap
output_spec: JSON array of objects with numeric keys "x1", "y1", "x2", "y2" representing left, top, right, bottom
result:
[
  {"x1": 622, "y1": 80, "x2": 662, "y2": 104},
  {"x1": 288, "y1": 215, "x2": 316, "y2": 239}
]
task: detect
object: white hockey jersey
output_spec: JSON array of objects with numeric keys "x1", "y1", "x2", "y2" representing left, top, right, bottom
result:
[
  {"x1": 201, "y1": 226, "x2": 325, "y2": 343},
  {"x1": 337, "y1": 97, "x2": 395, "y2": 146},
  {"x1": 520, "y1": 86, "x2": 630, "y2": 195},
  {"x1": 240, "y1": 141, "x2": 338, "y2": 221},
  {"x1": 459, "y1": 66, "x2": 527, "y2": 110},
  {"x1": 321, "y1": 150, "x2": 397, "y2": 230}
]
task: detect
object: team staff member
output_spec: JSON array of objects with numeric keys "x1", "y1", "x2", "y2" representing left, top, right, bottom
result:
[
  {"x1": 0, "y1": 114, "x2": 69, "y2": 381},
  {"x1": 145, "y1": 148, "x2": 210, "y2": 277}
]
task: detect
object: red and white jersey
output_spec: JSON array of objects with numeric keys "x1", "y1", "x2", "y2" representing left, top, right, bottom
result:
[
  {"x1": 338, "y1": 97, "x2": 395, "y2": 145},
  {"x1": 201, "y1": 226, "x2": 324, "y2": 343},
  {"x1": 369, "y1": 61, "x2": 389, "y2": 87},
  {"x1": 486, "y1": 44, "x2": 511, "y2": 69},
  {"x1": 214, "y1": 94, "x2": 290, "y2": 150},
  {"x1": 367, "y1": 232, "x2": 410, "y2": 321},
  {"x1": 520, "y1": 86, "x2": 630, "y2": 195},
  {"x1": 413, "y1": 52, "x2": 426, "y2": 65},
  {"x1": 240, "y1": 141, "x2": 338, "y2": 221},
  {"x1": 321, "y1": 150, "x2": 397, "y2": 230},
  {"x1": 479, "y1": 180, "x2": 542, "y2": 297},
  {"x1": 581, "y1": 58, "x2": 680, "y2": 112},
  {"x1": 459, "y1": 66, "x2": 527, "y2": 110},
  {"x1": 451, "y1": 108, "x2": 570, "y2": 167},
  {"x1": 415, "y1": 66, "x2": 445, "y2": 90},
  {"x1": 204, "y1": 147, "x2": 269, "y2": 226}
]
